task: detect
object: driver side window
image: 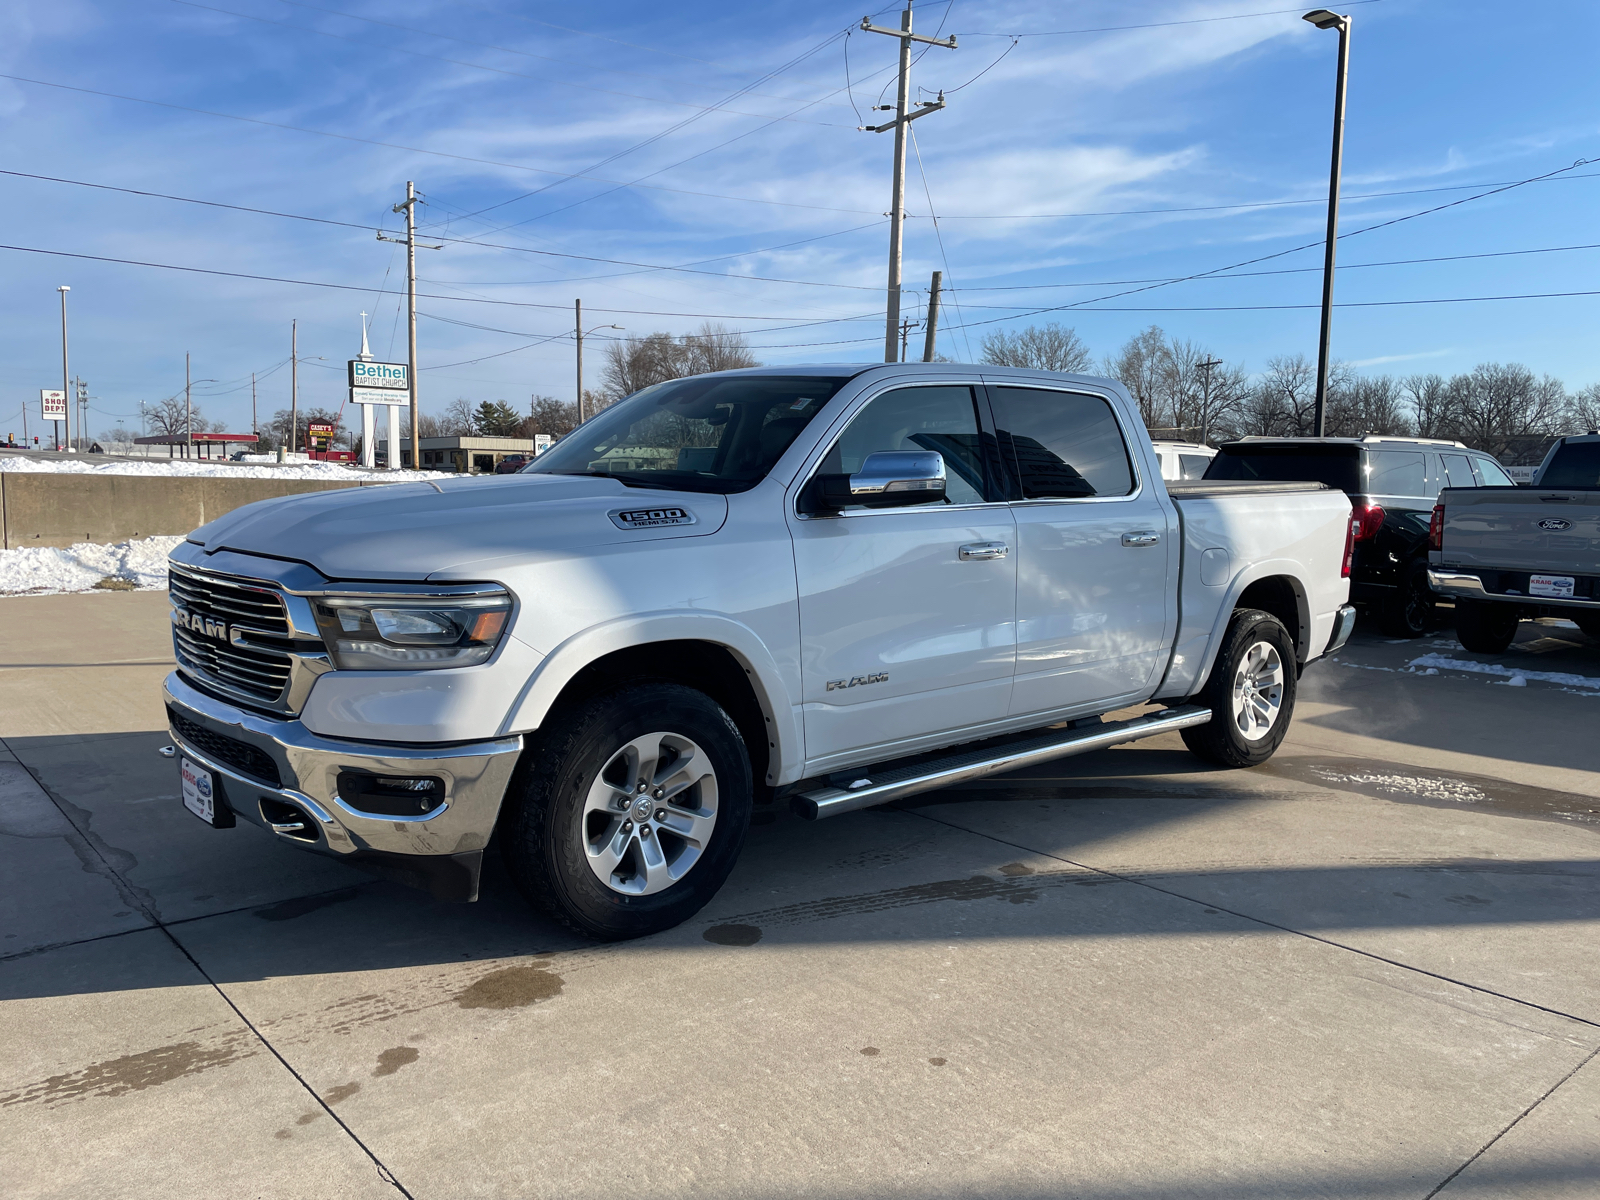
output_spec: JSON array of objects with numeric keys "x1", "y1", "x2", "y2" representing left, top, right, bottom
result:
[{"x1": 817, "y1": 386, "x2": 990, "y2": 508}]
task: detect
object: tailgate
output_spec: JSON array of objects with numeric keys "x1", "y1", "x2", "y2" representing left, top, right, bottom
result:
[{"x1": 1440, "y1": 487, "x2": 1600, "y2": 574}]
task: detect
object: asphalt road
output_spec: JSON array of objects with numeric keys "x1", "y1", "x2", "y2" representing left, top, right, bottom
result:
[{"x1": 3, "y1": 594, "x2": 1597, "y2": 1199}]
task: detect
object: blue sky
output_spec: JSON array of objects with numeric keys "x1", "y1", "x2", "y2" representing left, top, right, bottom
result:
[{"x1": 2, "y1": 0, "x2": 1597, "y2": 438}]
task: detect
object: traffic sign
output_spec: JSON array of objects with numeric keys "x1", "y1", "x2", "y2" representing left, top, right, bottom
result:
[{"x1": 40, "y1": 389, "x2": 66, "y2": 420}]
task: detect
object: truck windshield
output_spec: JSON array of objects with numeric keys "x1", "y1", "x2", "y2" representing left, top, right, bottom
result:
[
  {"x1": 1538, "y1": 442, "x2": 1600, "y2": 488},
  {"x1": 527, "y1": 375, "x2": 851, "y2": 493},
  {"x1": 1205, "y1": 446, "x2": 1361, "y2": 492}
]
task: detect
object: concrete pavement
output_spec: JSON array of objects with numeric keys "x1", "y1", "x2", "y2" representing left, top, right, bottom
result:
[{"x1": 3, "y1": 593, "x2": 1597, "y2": 1198}]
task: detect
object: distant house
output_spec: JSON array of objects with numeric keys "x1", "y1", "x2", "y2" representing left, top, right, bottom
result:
[{"x1": 395, "y1": 435, "x2": 542, "y2": 474}]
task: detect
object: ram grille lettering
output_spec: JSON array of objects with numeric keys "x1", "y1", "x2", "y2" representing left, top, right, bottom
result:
[
  {"x1": 609, "y1": 507, "x2": 696, "y2": 530},
  {"x1": 171, "y1": 608, "x2": 230, "y2": 641},
  {"x1": 826, "y1": 672, "x2": 889, "y2": 691}
]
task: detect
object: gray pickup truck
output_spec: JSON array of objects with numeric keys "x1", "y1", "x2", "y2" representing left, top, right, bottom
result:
[{"x1": 1429, "y1": 431, "x2": 1600, "y2": 651}]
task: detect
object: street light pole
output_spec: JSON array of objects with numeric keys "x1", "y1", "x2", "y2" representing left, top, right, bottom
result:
[
  {"x1": 185, "y1": 352, "x2": 193, "y2": 459},
  {"x1": 57, "y1": 285, "x2": 70, "y2": 451},
  {"x1": 575, "y1": 302, "x2": 623, "y2": 424},
  {"x1": 1304, "y1": 8, "x2": 1351, "y2": 439}
]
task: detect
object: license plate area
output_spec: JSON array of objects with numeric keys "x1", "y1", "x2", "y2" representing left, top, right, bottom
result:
[
  {"x1": 180, "y1": 757, "x2": 236, "y2": 828},
  {"x1": 1530, "y1": 574, "x2": 1576, "y2": 599}
]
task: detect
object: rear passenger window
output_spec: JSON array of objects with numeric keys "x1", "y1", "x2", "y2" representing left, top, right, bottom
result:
[
  {"x1": 1364, "y1": 450, "x2": 1426, "y2": 497},
  {"x1": 1475, "y1": 458, "x2": 1515, "y2": 487},
  {"x1": 1441, "y1": 454, "x2": 1475, "y2": 488},
  {"x1": 992, "y1": 388, "x2": 1134, "y2": 499}
]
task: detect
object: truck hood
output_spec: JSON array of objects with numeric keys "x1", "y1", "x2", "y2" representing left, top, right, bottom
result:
[{"x1": 187, "y1": 473, "x2": 729, "y2": 581}]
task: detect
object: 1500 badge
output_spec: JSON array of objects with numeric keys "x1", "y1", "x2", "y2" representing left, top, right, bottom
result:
[
  {"x1": 609, "y1": 506, "x2": 696, "y2": 530},
  {"x1": 827, "y1": 672, "x2": 888, "y2": 691}
]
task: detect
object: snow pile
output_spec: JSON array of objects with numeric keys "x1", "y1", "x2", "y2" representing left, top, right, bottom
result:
[
  {"x1": 1310, "y1": 767, "x2": 1487, "y2": 804},
  {"x1": 0, "y1": 536, "x2": 185, "y2": 595},
  {"x1": 0, "y1": 455, "x2": 433, "y2": 483},
  {"x1": 1406, "y1": 653, "x2": 1600, "y2": 692}
]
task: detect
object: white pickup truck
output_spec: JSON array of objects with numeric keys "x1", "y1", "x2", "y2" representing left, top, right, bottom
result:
[{"x1": 162, "y1": 364, "x2": 1355, "y2": 939}]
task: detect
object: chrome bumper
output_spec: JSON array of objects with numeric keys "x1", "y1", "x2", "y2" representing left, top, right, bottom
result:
[
  {"x1": 1325, "y1": 604, "x2": 1357, "y2": 655},
  {"x1": 163, "y1": 671, "x2": 521, "y2": 896},
  {"x1": 1428, "y1": 570, "x2": 1600, "y2": 611}
]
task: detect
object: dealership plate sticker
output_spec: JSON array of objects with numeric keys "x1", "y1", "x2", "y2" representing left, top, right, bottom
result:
[
  {"x1": 180, "y1": 759, "x2": 215, "y2": 823},
  {"x1": 609, "y1": 506, "x2": 696, "y2": 530},
  {"x1": 1529, "y1": 574, "x2": 1575, "y2": 599}
]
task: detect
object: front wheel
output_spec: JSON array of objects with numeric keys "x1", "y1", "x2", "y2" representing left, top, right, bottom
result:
[
  {"x1": 500, "y1": 683, "x2": 753, "y2": 941},
  {"x1": 1455, "y1": 599, "x2": 1520, "y2": 654},
  {"x1": 1181, "y1": 608, "x2": 1298, "y2": 768}
]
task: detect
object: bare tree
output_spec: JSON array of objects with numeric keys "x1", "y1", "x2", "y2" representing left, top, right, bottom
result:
[
  {"x1": 602, "y1": 323, "x2": 759, "y2": 400},
  {"x1": 1570, "y1": 382, "x2": 1600, "y2": 433},
  {"x1": 1327, "y1": 370, "x2": 1409, "y2": 437},
  {"x1": 525, "y1": 395, "x2": 580, "y2": 438},
  {"x1": 980, "y1": 324, "x2": 1093, "y2": 373},
  {"x1": 1245, "y1": 355, "x2": 1318, "y2": 438},
  {"x1": 147, "y1": 395, "x2": 201, "y2": 438},
  {"x1": 433, "y1": 397, "x2": 476, "y2": 436},
  {"x1": 1107, "y1": 326, "x2": 1171, "y2": 428},
  {"x1": 1402, "y1": 373, "x2": 1451, "y2": 438},
  {"x1": 1445, "y1": 363, "x2": 1566, "y2": 461},
  {"x1": 266, "y1": 406, "x2": 340, "y2": 451}
]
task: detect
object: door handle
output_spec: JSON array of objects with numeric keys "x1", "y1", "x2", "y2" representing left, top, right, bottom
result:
[
  {"x1": 959, "y1": 541, "x2": 1009, "y2": 561},
  {"x1": 1121, "y1": 530, "x2": 1161, "y2": 547}
]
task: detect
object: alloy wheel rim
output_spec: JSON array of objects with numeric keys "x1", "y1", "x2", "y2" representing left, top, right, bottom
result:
[
  {"x1": 582, "y1": 731, "x2": 718, "y2": 895},
  {"x1": 1230, "y1": 640, "x2": 1284, "y2": 742}
]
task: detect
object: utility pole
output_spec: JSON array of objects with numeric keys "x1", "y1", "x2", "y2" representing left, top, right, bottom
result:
[
  {"x1": 860, "y1": 9, "x2": 955, "y2": 363},
  {"x1": 185, "y1": 353, "x2": 193, "y2": 458},
  {"x1": 899, "y1": 317, "x2": 916, "y2": 363},
  {"x1": 1304, "y1": 9, "x2": 1352, "y2": 439},
  {"x1": 57, "y1": 285, "x2": 70, "y2": 451},
  {"x1": 290, "y1": 322, "x2": 298, "y2": 456},
  {"x1": 76, "y1": 377, "x2": 89, "y2": 451},
  {"x1": 922, "y1": 270, "x2": 942, "y2": 362},
  {"x1": 1197, "y1": 357, "x2": 1223, "y2": 446},
  {"x1": 251, "y1": 372, "x2": 257, "y2": 438},
  {"x1": 378, "y1": 182, "x2": 441, "y2": 469},
  {"x1": 576, "y1": 299, "x2": 584, "y2": 422}
]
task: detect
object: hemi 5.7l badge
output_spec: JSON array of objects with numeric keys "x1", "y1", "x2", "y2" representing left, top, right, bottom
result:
[
  {"x1": 827, "y1": 672, "x2": 888, "y2": 691},
  {"x1": 609, "y1": 506, "x2": 696, "y2": 530}
]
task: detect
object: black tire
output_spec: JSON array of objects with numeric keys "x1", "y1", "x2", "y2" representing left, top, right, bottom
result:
[
  {"x1": 1454, "y1": 599, "x2": 1520, "y2": 654},
  {"x1": 500, "y1": 682, "x2": 752, "y2": 941},
  {"x1": 1573, "y1": 613, "x2": 1600, "y2": 642},
  {"x1": 1379, "y1": 560, "x2": 1436, "y2": 638},
  {"x1": 1181, "y1": 608, "x2": 1298, "y2": 769}
]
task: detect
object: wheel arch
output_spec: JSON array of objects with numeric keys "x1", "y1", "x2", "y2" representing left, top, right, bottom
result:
[
  {"x1": 501, "y1": 615, "x2": 801, "y2": 789},
  {"x1": 1190, "y1": 565, "x2": 1311, "y2": 694}
]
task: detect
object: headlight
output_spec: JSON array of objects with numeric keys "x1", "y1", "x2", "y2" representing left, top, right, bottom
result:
[{"x1": 311, "y1": 591, "x2": 512, "y2": 670}]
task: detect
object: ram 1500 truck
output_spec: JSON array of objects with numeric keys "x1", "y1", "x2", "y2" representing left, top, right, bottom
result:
[
  {"x1": 162, "y1": 364, "x2": 1356, "y2": 939},
  {"x1": 1429, "y1": 431, "x2": 1600, "y2": 651}
]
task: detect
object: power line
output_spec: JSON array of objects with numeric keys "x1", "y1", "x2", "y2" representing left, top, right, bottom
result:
[
  {"x1": 957, "y1": 1, "x2": 1385, "y2": 38},
  {"x1": 0, "y1": 73, "x2": 885, "y2": 217}
]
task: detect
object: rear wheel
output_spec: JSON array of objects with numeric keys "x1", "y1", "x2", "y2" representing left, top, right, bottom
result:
[
  {"x1": 1379, "y1": 560, "x2": 1436, "y2": 638},
  {"x1": 1573, "y1": 613, "x2": 1600, "y2": 642},
  {"x1": 1454, "y1": 600, "x2": 1520, "y2": 654},
  {"x1": 1181, "y1": 608, "x2": 1298, "y2": 769},
  {"x1": 500, "y1": 682, "x2": 753, "y2": 941}
]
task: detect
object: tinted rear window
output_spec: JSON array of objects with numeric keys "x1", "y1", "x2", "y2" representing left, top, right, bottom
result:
[
  {"x1": 1205, "y1": 447, "x2": 1360, "y2": 492},
  {"x1": 1539, "y1": 442, "x2": 1600, "y2": 488},
  {"x1": 991, "y1": 387, "x2": 1134, "y2": 499},
  {"x1": 1364, "y1": 450, "x2": 1427, "y2": 497}
]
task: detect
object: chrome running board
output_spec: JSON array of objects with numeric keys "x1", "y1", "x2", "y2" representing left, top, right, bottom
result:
[{"x1": 793, "y1": 705, "x2": 1212, "y2": 821}]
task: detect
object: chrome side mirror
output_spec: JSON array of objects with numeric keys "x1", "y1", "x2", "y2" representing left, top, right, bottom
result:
[{"x1": 807, "y1": 451, "x2": 947, "y2": 512}]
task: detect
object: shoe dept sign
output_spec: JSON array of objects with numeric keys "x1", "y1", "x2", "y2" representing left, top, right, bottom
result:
[{"x1": 348, "y1": 359, "x2": 409, "y2": 406}]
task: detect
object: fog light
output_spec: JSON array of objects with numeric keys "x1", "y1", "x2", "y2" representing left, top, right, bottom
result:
[{"x1": 336, "y1": 772, "x2": 445, "y2": 817}]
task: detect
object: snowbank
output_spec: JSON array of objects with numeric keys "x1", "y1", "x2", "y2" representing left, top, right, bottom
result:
[
  {"x1": 0, "y1": 454, "x2": 433, "y2": 483},
  {"x1": 0, "y1": 536, "x2": 184, "y2": 595}
]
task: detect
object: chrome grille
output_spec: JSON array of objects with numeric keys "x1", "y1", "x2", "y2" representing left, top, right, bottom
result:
[{"x1": 169, "y1": 565, "x2": 294, "y2": 705}]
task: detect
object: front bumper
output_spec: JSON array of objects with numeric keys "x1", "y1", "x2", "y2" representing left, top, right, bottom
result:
[
  {"x1": 1428, "y1": 570, "x2": 1600, "y2": 612},
  {"x1": 163, "y1": 671, "x2": 522, "y2": 900}
]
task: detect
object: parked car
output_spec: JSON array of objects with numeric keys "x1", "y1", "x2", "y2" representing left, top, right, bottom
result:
[
  {"x1": 494, "y1": 455, "x2": 530, "y2": 474},
  {"x1": 161, "y1": 364, "x2": 1354, "y2": 940},
  {"x1": 1204, "y1": 436, "x2": 1516, "y2": 637},
  {"x1": 1150, "y1": 441, "x2": 1217, "y2": 482},
  {"x1": 1428, "y1": 430, "x2": 1600, "y2": 651}
]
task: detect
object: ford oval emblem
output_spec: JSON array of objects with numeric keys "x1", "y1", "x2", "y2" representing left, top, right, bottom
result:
[{"x1": 1538, "y1": 518, "x2": 1572, "y2": 532}]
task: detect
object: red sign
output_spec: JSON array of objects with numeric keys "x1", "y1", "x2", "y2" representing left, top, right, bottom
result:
[{"x1": 306, "y1": 422, "x2": 337, "y2": 452}]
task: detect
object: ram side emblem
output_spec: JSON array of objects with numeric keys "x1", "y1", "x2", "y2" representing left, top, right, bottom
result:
[
  {"x1": 826, "y1": 672, "x2": 888, "y2": 691},
  {"x1": 1537, "y1": 518, "x2": 1572, "y2": 532},
  {"x1": 609, "y1": 506, "x2": 696, "y2": 530}
]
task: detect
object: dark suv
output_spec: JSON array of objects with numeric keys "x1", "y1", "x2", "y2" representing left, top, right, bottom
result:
[{"x1": 1204, "y1": 436, "x2": 1516, "y2": 636}]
